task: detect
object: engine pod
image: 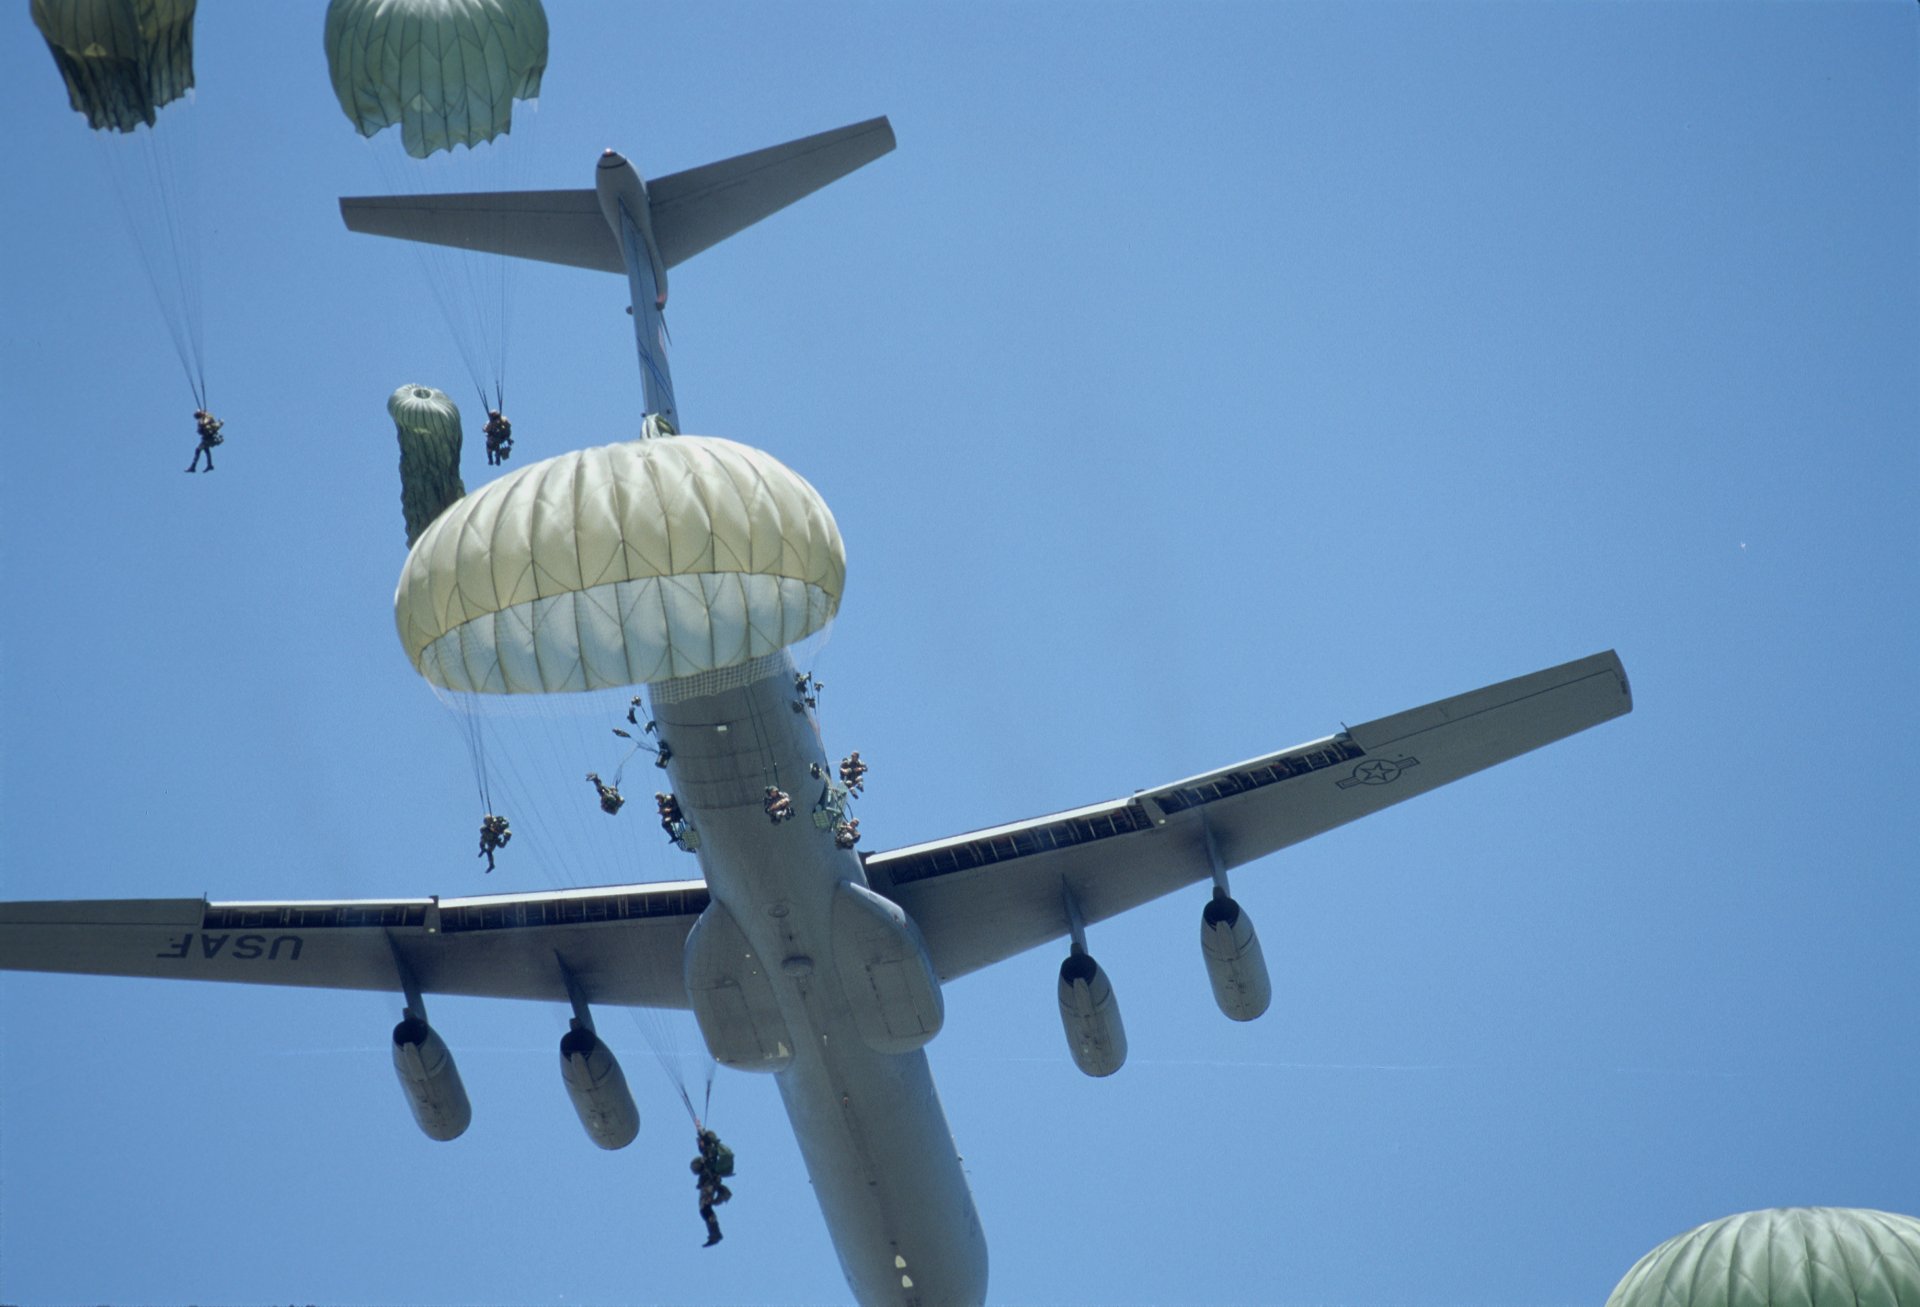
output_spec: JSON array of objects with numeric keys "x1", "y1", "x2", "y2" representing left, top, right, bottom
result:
[
  {"x1": 1200, "y1": 892, "x2": 1272, "y2": 1022},
  {"x1": 830, "y1": 880, "x2": 944, "y2": 1055},
  {"x1": 559, "y1": 1023, "x2": 640, "y2": 1150},
  {"x1": 684, "y1": 899, "x2": 794, "y2": 1072},
  {"x1": 1057, "y1": 950, "x2": 1127, "y2": 1077},
  {"x1": 391, "y1": 1015, "x2": 471, "y2": 1141}
]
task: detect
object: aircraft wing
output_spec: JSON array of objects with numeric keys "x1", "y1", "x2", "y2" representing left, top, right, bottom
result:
[
  {"x1": 869, "y1": 651, "x2": 1633, "y2": 981},
  {"x1": 0, "y1": 881, "x2": 707, "y2": 1009}
]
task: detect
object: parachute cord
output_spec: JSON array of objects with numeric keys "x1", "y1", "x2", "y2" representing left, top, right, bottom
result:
[{"x1": 97, "y1": 123, "x2": 206, "y2": 416}]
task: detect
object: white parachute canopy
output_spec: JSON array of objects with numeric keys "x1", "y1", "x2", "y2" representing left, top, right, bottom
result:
[
  {"x1": 1606, "y1": 1208, "x2": 1920, "y2": 1307},
  {"x1": 395, "y1": 435, "x2": 845, "y2": 694}
]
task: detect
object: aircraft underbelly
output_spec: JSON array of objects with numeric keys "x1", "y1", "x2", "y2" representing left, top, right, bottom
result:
[{"x1": 655, "y1": 659, "x2": 987, "y2": 1307}]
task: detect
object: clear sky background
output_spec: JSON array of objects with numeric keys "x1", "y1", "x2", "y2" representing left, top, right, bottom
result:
[{"x1": 2, "y1": 4, "x2": 1916, "y2": 1306}]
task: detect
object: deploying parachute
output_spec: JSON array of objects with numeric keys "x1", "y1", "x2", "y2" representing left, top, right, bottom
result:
[
  {"x1": 390, "y1": 384, "x2": 468, "y2": 546},
  {"x1": 323, "y1": 0, "x2": 549, "y2": 160},
  {"x1": 32, "y1": 0, "x2": 197, "y2": 133},
  {"x1": 395, "y1": 434, "x2": 844, "y2": 695}
]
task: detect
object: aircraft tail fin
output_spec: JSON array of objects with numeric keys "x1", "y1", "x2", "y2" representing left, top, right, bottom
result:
[{"x1": 338, "y1": 116, "x2": 896, "y2": 275}]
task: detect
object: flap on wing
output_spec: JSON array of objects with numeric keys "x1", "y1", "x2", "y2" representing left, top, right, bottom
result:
[
  {"x1": 876, "y1": 651, "x2": 1631, "y2": 982},
  {"x1": 0, "y1": 881, "x2": 709, "y2": 1010}
]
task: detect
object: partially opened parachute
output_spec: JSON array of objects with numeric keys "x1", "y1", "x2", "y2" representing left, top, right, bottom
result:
[
  {"x1": 1607, "y1": 1208, "x2": 1920, "y2": 1307},
  {"x1": 32, "y1": 0, "x2": 197, "y2": 133},
  {"x1": 389, "y1": 384, "x2": 467, "y2": 546},
  {"x1": 395, "y1": 436, "x2": 845, "y2": 694},
  {"x1": 324, "y1": 0, "x2": 549, "y2": 159}
]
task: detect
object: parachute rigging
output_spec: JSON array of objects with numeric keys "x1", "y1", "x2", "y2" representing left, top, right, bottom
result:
[
  {"x1": 326, "y1": 0, "x2": 551, "y2": 419},
  {"x1": 34, "y1": 0, "x2": 211, "y2": 412}
]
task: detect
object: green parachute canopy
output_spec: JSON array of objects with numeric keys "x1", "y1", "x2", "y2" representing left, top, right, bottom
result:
[
  {"x1": 323, "y1": 0, "x2": 549, "y2": 160},
  {"x1": 389, "y1": 384, "x2": 467, "y2": 546},
  {"x1": 32, "y1": 0, "x2": 197, "y2": 133},
  {"x1": 1607, "y1": 1208, "x2": 1920, "y2": 1307},
  {"x1": 395, "y1": 435, "x2": 845, "y2": 694}
]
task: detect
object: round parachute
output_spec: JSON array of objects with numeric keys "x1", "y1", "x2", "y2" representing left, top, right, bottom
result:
[
  {"x1": 395, "y1": 436, "x2": 845, "y2": 694},
  {"x1": 32, "y1": 0, "x2": 197, "y2": 133},
  {"x1": 323, "y1": 0, "x2": 549, "y2": 160},
  {"x1": 389, "y1": 384, "x2": 467, "y2": 546},
  {"x1": 1606, "y1": 1208, "x2": 1920, "y2": 1307}
]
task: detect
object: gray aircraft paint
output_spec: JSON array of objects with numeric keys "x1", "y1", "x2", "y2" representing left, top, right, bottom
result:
[{"x1": 655, "y1": 662, "x2": 987, "y2": 1306}]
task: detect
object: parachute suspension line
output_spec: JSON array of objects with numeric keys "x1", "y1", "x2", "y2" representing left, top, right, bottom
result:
[
  {"x1": 433, "y1": 684, "x2": 497, "y2": 817},
  {"x1": 368, "y1": 144, "x2": 508, "y2": 411},
  {"x1": 96, "y1": 120, "x2": 207, "y2": 410}
]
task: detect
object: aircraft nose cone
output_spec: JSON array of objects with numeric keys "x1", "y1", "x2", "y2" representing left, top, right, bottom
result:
[{"x1": 599, "y1": 149, "x2": 626, "y2": 168}]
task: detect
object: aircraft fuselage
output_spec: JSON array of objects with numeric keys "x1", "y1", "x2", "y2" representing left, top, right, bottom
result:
[{"x1": 655, "y1": 657, "x2": 988, "y2": 1307}]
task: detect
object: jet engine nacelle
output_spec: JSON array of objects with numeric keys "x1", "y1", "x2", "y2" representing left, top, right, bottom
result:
[
  {"x1": 1057, "y1": 949, "x2": 1127, "y2": 1077},
  {"x1": 684, "y1": 899, "x2": 795, "y2": 1072},
  {"x1": 559, "y1": 1023, "x2": 640, "y2": 1150},
  {"x1": 831, "y1": 880, "x2": 944, "y2": 1055},
  {"x1": 1200, "y1": 892, "x2": 1272, "y2": 1022},
  {"x1": 391, "y1": 1014, "x2": 471, "y2": 1141}
]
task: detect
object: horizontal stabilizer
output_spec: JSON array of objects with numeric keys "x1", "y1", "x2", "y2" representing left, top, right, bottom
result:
[
  {"x1": 341, "y1": 188, "x2": 613, "y2": 272},
  {"x1": 646, "y1": 115, "x2": 896, "y2": 266},
  {"x1": 339, "y1": 116, "x2": 896, "y2": 274}
]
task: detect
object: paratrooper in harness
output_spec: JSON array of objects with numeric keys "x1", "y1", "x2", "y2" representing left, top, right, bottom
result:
[
  {"x1": 764, "y1": 786, "x2": 795, "y2": 824},
  {"x1": 839, "y1": 751, "x2": 868, "y2": 794},
  {"x1": 186, "y1": 409, "x2": 224, "y2": 472},
  {"x1": 477, "y1": 813, "x2": 511, "y2": 871},
  {"x1": 691, "y1": 1127, "x2": 735, "y2": 1247},
  {"x1": 482, "y1": 409, "x2": 513, "y2": 465},
  {"x1": 586, "y1": 772, "x2": 625, "y2": 815}
]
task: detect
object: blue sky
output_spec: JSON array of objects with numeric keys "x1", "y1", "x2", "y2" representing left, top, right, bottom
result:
[{"x1": 2, "y1": 3, "x2": 1916, "y2": 1305}]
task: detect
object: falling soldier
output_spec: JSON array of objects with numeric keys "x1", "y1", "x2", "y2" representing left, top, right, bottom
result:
[
  {"x1": 691, "y1": 1128, "x2": 735, "y2": 1247},
  {"x1": 482, "y1": 409, "x2": 513, "y2": 465},
  {"x1": 477, "y1": 813, "x2": 511, "y2": 871},
  {"x1": 655, "y1": 791, "x2": 684, "y2": 839},
  {"x1": 186, "y1": 409, "x2": 224, "y2": 472},
  {"x1": 793, "y1": 670, "x2": 823, "y2": 711},
  {"x1": 839, "y1": 751, "x2": 868, "y2": 795},
  {"x1": 764, "y1": 786, "x2": 795, "y2": 824},
  {"x1": 586, "y1": 772, "x2": 625, "y2": 815},
  {"x1": 834, "y1": 817, "x2": 862, "y2": 849}
]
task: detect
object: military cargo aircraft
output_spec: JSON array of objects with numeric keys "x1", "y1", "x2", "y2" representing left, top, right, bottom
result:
[{"x1": 0, "y1": 118, "x2": 1632, "y2": 1307}]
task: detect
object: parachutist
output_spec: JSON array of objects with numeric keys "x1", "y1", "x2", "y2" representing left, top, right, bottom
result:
[
  {"x1": 586, "y1": 772, "x2": 625, "y2": 815},
  {"x1": 764, "y1": 786, "x2": 795, "y2": 824},
  {"x1": 186, "y1": 410, "x2": 223, "y2": 472},
  {"x1": 482, "y1": 409, "x2": 512, "y2": 465},
  {"x1": 656, "y1": 792, "x2": 684, "y2": 837},
  {"x1": 834, "y1": 817, "x2": 861, "y2": 850},
  {"x1": 793, "y1": 671, "x2": 823, "y2": 711},
  {"x1": 692, "y1": 1128, "x2": 735, "y2": 1247},
  {"x1": 628, "y1": 697, "x2": 652, "y2": 729},
  {"x1": 654, "y1": 739, "x2": 673, "y2": 768},
  {"x1": 477, "y1": 813, "x2": 511, "y2": 871},
  {"x1": 838, "y1": 752, "x2": 867, "y2": 795}
]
